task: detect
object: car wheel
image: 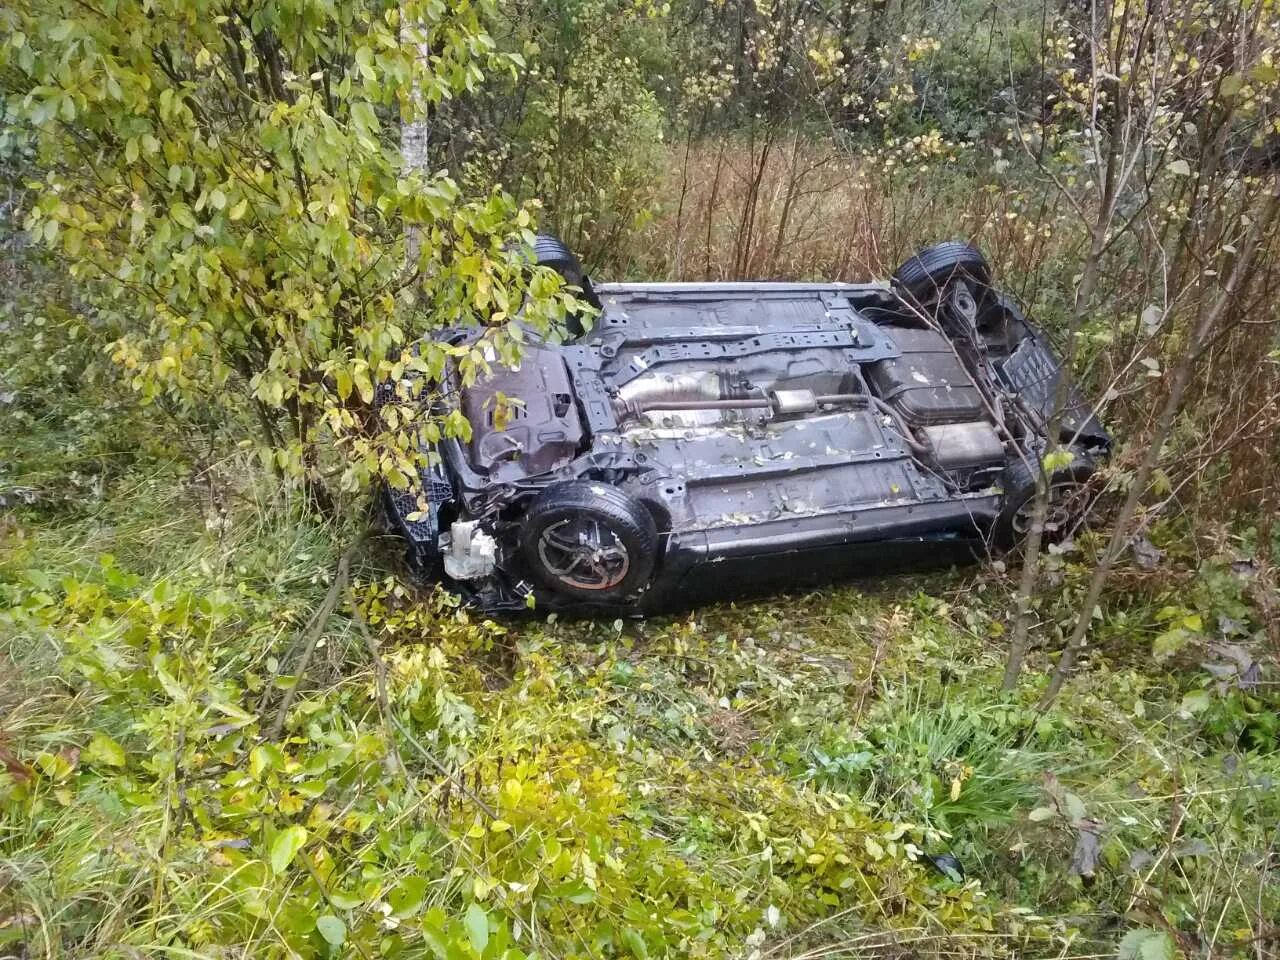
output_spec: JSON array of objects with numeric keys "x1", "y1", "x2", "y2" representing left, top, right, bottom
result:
[
  {"x1": 520, "y1": 482, "x2": 658, "y2": 601},
  {"x1": 993, "y1": 453, "x2": 1096, "y2": 551},
  {"x1": 892, "y1": 241, "x2": 991, "y2": 303},
  {"x1": 533, "y1": 234, "x2": 602, "y2": 337}
]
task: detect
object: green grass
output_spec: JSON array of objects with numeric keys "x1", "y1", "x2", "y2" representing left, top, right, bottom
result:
[
  {"x1": 2, "y1": 248, "x2": 1277, "y2": 960},
  {"x1": 3, "y1": 451, "x2": 1278, "y2": 957}
]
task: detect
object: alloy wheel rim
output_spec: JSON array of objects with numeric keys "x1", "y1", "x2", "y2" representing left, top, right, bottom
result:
[{"x1": 537, "y1": 517, "x2": 631, "y2": 590}]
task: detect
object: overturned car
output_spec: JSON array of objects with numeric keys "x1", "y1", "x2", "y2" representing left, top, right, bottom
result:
[{"x1": 384, "y1": 237, "x2": 1109, "y2": 614}]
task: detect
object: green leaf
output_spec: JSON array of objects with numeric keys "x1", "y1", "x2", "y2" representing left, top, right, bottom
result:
[
  {"x1": 209, "y1": 699, "x2": 255, "y2": 724},
  {"x1": 270, "y1": 825, "x2": 308, "y2": 874},
  {"x1": 1220, "y1": 73, "x2": 1244, "y2": 97},
  {"x1": 1180, "y1": 690, "x2": 1211, "y2": 715},
  {"x1": 1249, "y1": 63, "x2": 1278, "y2": 84},
  {"x1": 622, "y1": 927, "x2": 649, "y2": 959},
  {"x1": 295, "y1": 779, "x2": 327, "y2": 799},
  {"x1": 464, "y1": 902, "x2": 489, "y2": 954},
  {"x1": 1117, "y1": 928, "x2": 1176, "y2": 960},
  {"x1": 1140, "y1": 933, "x2": 1176, "y2": 960},
  {"x1": 151, "y1": 657, "x2": 189, "y2": 704},
  {"x1": 316, "y1": 914, "x2": 346, "y2": 947},
  {"x1": 1028, "y1": 806, "x2": 1057, "y2": 822},
  {"x1": 249, "y1": 743, "x2": 284, "y2": 780},
  {"x1": 389, "y1": 875, "x2": 427, "y2": 918},
  {"x1": 85, "y1": 732, "x2": 126, "y2": 767},
  {"x1": 353, "y1": 368, "x2": 374, "y2": 405},
  {"x1": 1042, "y1": 448, "x2": 1074, "y2": 472},
  {"x1": 1118, "y1": 929, "x2": 1152, "y2": 959},
  {"x1": 22, "y1": 568, "x2": 53, "y2": 591},
  {"x1": 1166, "y1": 159, "x2": 1192, "y2": 176},
  {"x1": 421, "y1": 907, "x2": 451, "y2": 957},
  {"x1": 1153, "y1": 627, "x2": 1190, "y2": 660},
  {"x1": 548, "y1": 880, "x2": 596, "y2": 903},
  {"x1": 355, "y1": 45, "x2": 377, "y2": 82}
]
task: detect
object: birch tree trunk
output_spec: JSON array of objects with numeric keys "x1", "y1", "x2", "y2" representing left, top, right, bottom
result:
[{"x1": 402, "y1": 23, "x2": 432, "y2": 270}]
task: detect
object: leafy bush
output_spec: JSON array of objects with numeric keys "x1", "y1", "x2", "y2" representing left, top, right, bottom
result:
[
  {"x1": 2, "y1": 0, "x2": 585, "y2": 498},
  {"x1": 1, "y1": 550, "x2": 1027, "y2": 958},
  {"x1": 439, "y1": 0, "x2": 668, "y2": 268}
]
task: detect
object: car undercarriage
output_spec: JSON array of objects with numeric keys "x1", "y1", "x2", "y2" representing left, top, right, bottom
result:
[{"x1": 384, "y1": 239, "x2": 1110, "y2": 615}]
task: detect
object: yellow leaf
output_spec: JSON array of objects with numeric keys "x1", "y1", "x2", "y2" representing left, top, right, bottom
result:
[
  {"x1": 353, "y1": 368, "x2": 374, "y2": 405},
  {"x1": 334, "y1": 368, "x2": 353, "y2": 401}
]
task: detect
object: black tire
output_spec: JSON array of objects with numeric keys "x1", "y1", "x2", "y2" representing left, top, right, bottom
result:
[
  {"x1": 992, "y1": 453, "x2": 1096, "y2": 551},
  {"x1": 519, "y1": 481, "x2": 658, "y2": 601},
  {"x1": 533, "y1": 233, "x2": 602, "y2": 318},
  {"x1": 892, "y1": 241, "x2": 991, "y2": 302},
  {"x1": 533, "y1": 233, "x2": 585, "y2": 282}
]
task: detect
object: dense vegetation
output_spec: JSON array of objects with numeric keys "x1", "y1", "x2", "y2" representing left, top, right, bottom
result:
[{"x1": 2, "y1": 0, "x2": 1278, "y2": 957}]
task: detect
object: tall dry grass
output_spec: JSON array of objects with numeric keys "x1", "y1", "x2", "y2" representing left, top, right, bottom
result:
[
  {"x1": 622, "y1": 133, "x2": 1085, "y2": 293},
  {"x1": 613, "y1": 133, "x2": 1279, "y2": 531}
]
